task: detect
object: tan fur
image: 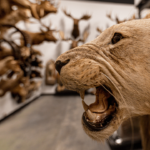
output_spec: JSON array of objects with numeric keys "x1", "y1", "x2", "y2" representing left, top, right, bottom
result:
[{"x1": 56, "y1": 19, "x2": 150, "y2": 150}]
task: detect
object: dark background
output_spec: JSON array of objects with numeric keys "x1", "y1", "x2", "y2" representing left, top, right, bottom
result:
[{"x1": 66, "y1": 0, "x2": 134, "y2": 4}]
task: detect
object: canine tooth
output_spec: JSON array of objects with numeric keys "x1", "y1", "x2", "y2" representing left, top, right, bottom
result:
[
  {"x1": 79, "y1": 91, "x2": 85, "y2": 100},
  {"x1": 82, "y1": 100, "x2": 89, "y2": 111},
  {"x1": 12, "y1": 74, "x2": 17, "y2": 80},
  {"x1": 86, "y1": 109, "x2": 96, "y2": 120}
]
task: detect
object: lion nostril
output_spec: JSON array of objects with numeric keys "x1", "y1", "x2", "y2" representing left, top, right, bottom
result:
[{"x1": 55, "y1": 59, "x2": 70, "y2": 74}]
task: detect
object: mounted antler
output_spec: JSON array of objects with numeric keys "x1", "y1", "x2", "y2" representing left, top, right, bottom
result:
[
  {"x1": 63, "y1": 9, "x2": 73, "y2": 19},
  {"x1": 107, "y1": 12, "x2": 136, "y2": 24},
  {"x1": 10, "y1": 24, "x2": 58, "y2": 45},
  {"x1": 80, "y1": 14, "x2": 91, "y2": 21},
  {"x1": 63, "y1": 9, "x2": 91, "y2": 39},
  {"x1": 106, "y1": 12, "x2": 113, "y2": 21},
  {"x1": 97, "y1": 27, "x2": 102, "y2": 34}
]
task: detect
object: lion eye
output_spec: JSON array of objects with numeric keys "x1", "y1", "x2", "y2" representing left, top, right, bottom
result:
[{"x1": 111, "y1": 33, "x2": 123, "y2": 44}]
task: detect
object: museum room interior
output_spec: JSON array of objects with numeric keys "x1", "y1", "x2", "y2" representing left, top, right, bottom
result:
[{"x1": 0, "y1": 0, "x2": 149, "y2": 150}]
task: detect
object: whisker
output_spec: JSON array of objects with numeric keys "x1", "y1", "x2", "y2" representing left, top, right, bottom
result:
[{"x1": 101, "y1": 72, "x2": 134, "y2": 150}]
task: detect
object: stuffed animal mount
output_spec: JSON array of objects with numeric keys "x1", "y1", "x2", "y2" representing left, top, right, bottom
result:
[{"x1": 56, "y1": 19, "x2": 150, "y2": 150}]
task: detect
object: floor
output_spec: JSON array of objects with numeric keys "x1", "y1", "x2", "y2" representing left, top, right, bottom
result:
[{"x1": 0, "y1": 95, "x2": 111, "y2": 150}]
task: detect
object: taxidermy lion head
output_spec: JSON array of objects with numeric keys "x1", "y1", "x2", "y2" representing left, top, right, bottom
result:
[{"x1": 55, "y1": 19, "x2": 150, "y2": 142}]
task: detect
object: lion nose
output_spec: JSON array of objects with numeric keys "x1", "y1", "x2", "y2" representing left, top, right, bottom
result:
[{"x1": 55, "y1": 59, "x2": 70, "y2": 74}]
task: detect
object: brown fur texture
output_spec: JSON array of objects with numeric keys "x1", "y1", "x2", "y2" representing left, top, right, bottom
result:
[
  {"x1": 20, "y1": 29, "x2": 57, "y2": 45},
  {"x1": 56, "y1": 19, "x2": 150, "y2": 150}
]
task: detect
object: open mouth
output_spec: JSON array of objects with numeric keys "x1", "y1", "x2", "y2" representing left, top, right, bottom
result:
[{"x1": 82, "y1": 86, "x2": 117, "y2": 131}]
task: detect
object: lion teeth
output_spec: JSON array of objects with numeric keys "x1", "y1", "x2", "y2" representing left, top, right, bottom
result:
[
  {"x1": 12, "y1": 74, "x2": 17, "y2": 80},
  {"x1": 86, "y1": 109, "x2": 96, "y2": 121},
  {"x1": 82, "y1": 100, "x2": 89, "y2": 111},
  {"x1": 79, "y1": 90, "x2": 85, "y2": 100}
]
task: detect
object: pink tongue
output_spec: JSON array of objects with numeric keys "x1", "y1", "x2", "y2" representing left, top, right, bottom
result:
[{"x1": 89, "y1": 87, "x2": 110, "y2": 113}]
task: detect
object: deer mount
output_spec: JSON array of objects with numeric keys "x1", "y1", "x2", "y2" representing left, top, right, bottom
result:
[{"x1": 63, "y1": 9, "x2": 91, "y2": 39}]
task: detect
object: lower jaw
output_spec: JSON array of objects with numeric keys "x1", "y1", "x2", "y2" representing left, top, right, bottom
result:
[
  {"x1": 81, "y1": 86, "x2": 117, "y2": 132},
  {"x1": 82, "y1": 110, "x2": 116, "y2": 132}
]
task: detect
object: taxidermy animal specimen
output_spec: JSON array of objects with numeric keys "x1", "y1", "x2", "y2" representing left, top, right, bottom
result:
[
  {"x1": 56, "y1": 19, "x2": 150, "y2": 150},
  {"x1": 45, "y1": 59, "x2": 57, "y2": 85},
  {"x1": 11, "y1": 77, "x2": 41, "y2": 103},
  {"x1": 0, "y1": 25, "x2": 42, "y2": 101},
  {"x1": 0, "y1": 56, "x2": 23, "y2": 96},
  {"x1": 0, "y1": 9, "x2": 31, "y2": 25},
  {"x1": 12, "y1": 25, "x2": 58, "y2": 45},
  {"x1": 30, "y1": 70, "x2": 42, "y2": 79},
  {"x1": 97, "y1": 27, "x2": 102, "y2": 34},
  {"x1": 31, "y1": 56, "x2": 43, "y2": 68},
  {"x1": 60, "y1": 28, "x2": 89, "y2": 49},
  {"x1": 35, "y1": 0, "x2": 57, "y2": 18},
  {"x1": 0, "y1": 0, "x2": 11, "y2": 18},
  {"x1": 70, "y1": 31, "x2": 89, "y2": 49},
  {"x1": 11, "y1": 0, "x2": 57, "y2": 19},
  {"x1": 107, "y1": 13, "x2": 136, "y2": 24},
  {"x1": 0, "y1": 46, "x2": 13, "y2": 59},
  {"x1": 0, "y1": 0, "x2": 57, "y2": 22},
  {"x1": 63, "y1": 9, "x2": 91, "y2": 39},
  {"x1": 11, "y1": 77, "x2": 29, "y2": 103},
  {"x1": 31, "y1": 47, "x2": 42, "y2": 57}
]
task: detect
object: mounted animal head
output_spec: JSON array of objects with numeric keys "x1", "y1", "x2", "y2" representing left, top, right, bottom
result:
[
  {"x1": 55, "y1": 19, "x2": 150, "y2": 143},
  {"x1": 45, "y1": 59, "x2": 57, "y2": 85},
  {"x1": 11, "y1": 77, "x2": 30, "y2": 103},
  {"x1": 63, "y1": 9, "x2": 91, "y2": 39},
  {"x1": 60, "y1": 28, "x2": 89, "y2": 49},
  {"x1": 30, "y1": 69, "x2": 42, "y2": 78},
  {"x1": 0, "y1": 56, "x2": 23, "y2": 96},
  {"x1": 0, "y1": 8, "x2": 31, "y2": 25},
  {"x1": 10, "y1": 0, "x2": 39, "y2": 19},
  {"x1": 0, "y1": 56, "x2": 20, "y2": 75},
  {"x1": 31, "y1": 56, "x2": 43, "y2": 68},
  {"x1": 0, "y1": 45, "x2": 13, "y2": 59},
  {"x1": 39, "y1": 21, "x2": 58, "y2": 42},
  {"x1": 31, "y1": 47, "x2": 42, "y2": 56},
  {"x1": 107, "y1": 12, "x2": 136, "y2": 24},
  {"x1": 0, "y1": 0, "x2": 11, "y2": 18},
  {"x1": 36, "y1": 0, "x2": 57, "y2": 18}
]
